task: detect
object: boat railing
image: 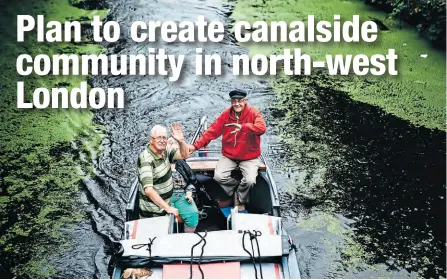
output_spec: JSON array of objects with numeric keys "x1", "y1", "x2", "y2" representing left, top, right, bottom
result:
[
  {"x1": 125, "y1": 177, "x2": 139, "y2": 221},
  {"x1": 189, "y1": 115, "x2": 207, "y2": 145},
  {"x1": 260, "y1": 153, "x2": 280, "y2": 209}
]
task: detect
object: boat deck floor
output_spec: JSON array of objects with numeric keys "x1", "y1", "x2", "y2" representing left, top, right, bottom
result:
[
  {"x1": 197, "y1": 207, "x2": 228, "y2": 232},
  {"x1": 177, "y1": 206, "x2": 228, "y2": 233}
]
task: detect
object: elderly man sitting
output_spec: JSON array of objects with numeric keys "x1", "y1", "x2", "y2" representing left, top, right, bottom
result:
[{"x1": 137, "y1": 124, "x2": 189, "y2": 220}]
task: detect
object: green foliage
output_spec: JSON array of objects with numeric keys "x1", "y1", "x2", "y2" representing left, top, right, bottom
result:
[
  {"x1": 0, "y1": 0, "x2": 108, "y2": 277},
  {"x1": 369, "y1": 0, "x2": 446, "y2": 46}
]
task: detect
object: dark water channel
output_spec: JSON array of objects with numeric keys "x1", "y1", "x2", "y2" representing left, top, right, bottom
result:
[{"x1": 53, "y1": 0, "x2": 446, "y2": 278}]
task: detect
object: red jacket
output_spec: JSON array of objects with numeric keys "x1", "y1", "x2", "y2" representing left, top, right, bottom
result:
[{"x1": 193, "y1": 105, "x2": 266, "y2": 160}]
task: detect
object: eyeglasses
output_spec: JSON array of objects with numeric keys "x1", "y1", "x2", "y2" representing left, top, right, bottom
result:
[
  {"x1": 151, "y1": 136, "x2": 168, "y2": 142},
  {"x1": 231, "y1": 99, "x2": 246, "y2": 104}
]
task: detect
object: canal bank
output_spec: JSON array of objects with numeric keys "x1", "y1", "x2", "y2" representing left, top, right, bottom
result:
[{"x1": 0, "y1": 0, "x2": 107, "y2": 277}]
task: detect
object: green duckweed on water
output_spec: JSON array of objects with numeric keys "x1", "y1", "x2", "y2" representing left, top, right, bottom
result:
[
  {"x1": 231, "y1": 0, "x2": 446, "y2": 131},
  {"x1": 0, "y1": 0, "x2": 108, "y2": 277},
  {"x1": 295, "y1": 211, "x2": 417, "y2": 278},
  {"x1": 272, "y1": 71, "x2": 445, "y2": 277},
  {"x1": 296, "y1": 212, "x2": 372, "y2": 276},
  {"x1": 232, "y1": 0, "x2": 445, "y2": 278}
]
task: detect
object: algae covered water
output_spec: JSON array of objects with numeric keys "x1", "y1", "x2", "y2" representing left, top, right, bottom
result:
[{"x1": 0, "y1": 0, "x2": 445, "y2": 278}]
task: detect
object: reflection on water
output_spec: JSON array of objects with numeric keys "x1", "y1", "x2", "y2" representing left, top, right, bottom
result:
[{"x1": 270, "y1": 73, "x2": 446, "y2": 278}]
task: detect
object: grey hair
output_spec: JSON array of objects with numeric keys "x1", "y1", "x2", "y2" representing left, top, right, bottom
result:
[{"x1": 149, "y1": 125, "x2": 167, "y2": 137}]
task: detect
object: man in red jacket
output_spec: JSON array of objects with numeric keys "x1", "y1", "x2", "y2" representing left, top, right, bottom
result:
[{"x1": 188, "y1": 89, "x2": 266, "y2": 211}]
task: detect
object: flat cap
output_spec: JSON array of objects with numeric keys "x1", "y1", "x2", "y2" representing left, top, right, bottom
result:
[{"x1": 229, "y1": 88, "x2": 247, "y2": 99}]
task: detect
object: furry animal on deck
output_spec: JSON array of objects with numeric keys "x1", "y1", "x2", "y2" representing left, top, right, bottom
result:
[{"x1": 122, "y1": 268, "x2": 152, "y2": 279}]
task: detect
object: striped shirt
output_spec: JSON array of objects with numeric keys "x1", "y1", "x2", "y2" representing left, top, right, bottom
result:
[{"x1": 137, "y1": 146, "x2": 178, "y2": 215}]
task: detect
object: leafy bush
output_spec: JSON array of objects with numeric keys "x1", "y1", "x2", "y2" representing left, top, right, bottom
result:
[{"x1": 367, "y1": 0, "x2": 446, "y2": 47}]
